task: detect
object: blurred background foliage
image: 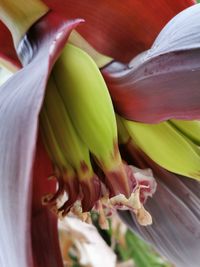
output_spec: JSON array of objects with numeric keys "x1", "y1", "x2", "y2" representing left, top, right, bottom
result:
[
  {"x1": 60, "y1": 213, "x2": 173, "y2": 267},
  {"x1": 93, "y1": 214, "x2": 173, "y2": 267}
]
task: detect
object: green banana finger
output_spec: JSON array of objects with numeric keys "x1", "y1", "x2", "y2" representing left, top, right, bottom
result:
[
  {"x1": 52, "y1": 44, "x2": 133, "y2": 198},
  {"x1": 53, "y1": 44, "x2": 116, "y2": 165},
  {"x1": 41, "y1": 75, "x2": 101, "y2": 211},
  {"x1": 171, "y1": 119, "x2": 200, "y2": 146},
  {"x1": 40, "y1": 107, "x2": 70, "y2": 170},
  {"x1": 44, "y1": 76, "x2": 91, "y2": 175},
  {"x1": 40, "y1": 106, "x2": 80, "y2": 212},
  {"x1": 121, "y1": 117, "x2": 200, "y2": 180},
  {"x1": 116, "y1": 113, "x2": 130, "y2": 145}
]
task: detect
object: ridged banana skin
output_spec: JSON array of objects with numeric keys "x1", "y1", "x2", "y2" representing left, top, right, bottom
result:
[
  {"x1": 52, "y1": 44, "x2": 117, "y2": 167},
  {"x1": 170, "y1": 119, "x2": 200, "y2": 146},
  {"x1": 44, "y1": 75, "x2": 92, "y2": 177},
  {"x1": 40, "y1": 106, "x2": 79, "y2": 211},
  {"x1": 40, "y1": 106, "x2": 74, "y2": 175},
  {"x1": 53, "y1": 45, "x2": 136, "y2": 198},
  {"x1": 122, "y1": 118, "x2": 200, "y2": 180},
  {"x1": 42, "y1": 76, "x2": 101, "y2": 211},
  {"x1": 116, "y1": 113, "x2": 130, "y2": 145}
]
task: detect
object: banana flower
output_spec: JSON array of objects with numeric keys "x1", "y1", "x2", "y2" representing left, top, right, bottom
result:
[{"x1": 0, "y1": 1, "x2": 200, "y2": 267}]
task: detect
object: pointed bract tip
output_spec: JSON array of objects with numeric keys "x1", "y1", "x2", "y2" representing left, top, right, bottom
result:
[
  {"x1": 80, "y1": 174, "x2": 101, "y2": 212},
  {"x1": 104, "y1": 162, "x2": 137, "y2": 198},
  {"x1": 58, "y1": 174, "x2": 80, "y2": 215}
]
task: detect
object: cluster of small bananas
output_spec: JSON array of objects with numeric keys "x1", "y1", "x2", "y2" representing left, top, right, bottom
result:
[
  {"x1": 40, "y1": 43, "x2": 200, "y2": 226},
  {"x1": 40, "y1": 44, "x2": 157, "y2": 226},
  {"x1": 117, "y1": 115, "x2": 200, "y2": 180}
]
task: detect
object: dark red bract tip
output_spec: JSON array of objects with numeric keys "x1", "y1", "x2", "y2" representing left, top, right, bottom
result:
[
  {"x1": 59, "y1": 175, "x2": 79, "y2": 215},
  {"x1": 104, "y1": 163, "x2": 137, "y2": 198},
  {"x1": 80, "y1": 174, "x2": 101, "y2": 212},
  {"x1": 43, "y1": 176, "x2": 65, "y2": 205}
]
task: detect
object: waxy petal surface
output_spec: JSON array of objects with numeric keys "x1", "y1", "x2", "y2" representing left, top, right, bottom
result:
[
  {"x1": 103, "y1": 4, "x2": 200, "y2": 122},
  {"x1": 0, "y1": 11, "x2": 81, "y2": 267}
]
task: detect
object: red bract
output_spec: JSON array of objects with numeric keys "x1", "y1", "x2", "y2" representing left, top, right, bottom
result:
[
  {"x1": 32, "y1": 137, "x2": 64, "y2": 267},
  {"x1": 0, "y1": 0, "x2": 196, "y2": 65},
  {"x1": 43, "y1": 0, "x2": 196, "y2": 62},
  {"x1": 0, "y1": 21, "x2": 20, "y2": 68},
  {"x1": 102, "y1": 4, "x2": 200, "y2": 123}
]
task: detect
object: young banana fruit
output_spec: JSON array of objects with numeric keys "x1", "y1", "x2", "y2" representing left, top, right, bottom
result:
[
  {"x1": 120, "y1": 116, "x2": 200, "y2": 180},
  {"x1": 40, "y1": 76, "x2": 101, "y2": 212},
  {"x1": 40, "y1": 107, "x2": 79, "y2": 212},
  {"x1": 171, "y1": 119, "x2": 200, "y2": 146},
  {"x1": 52, "y1": 44, "x2": 133, "y2": 198},
  {"x1": 40, "y1": 46, "x2": 157, "y2": 226}
]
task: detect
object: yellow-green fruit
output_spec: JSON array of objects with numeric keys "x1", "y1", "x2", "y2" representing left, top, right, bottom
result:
[
  {"x1": 171, "y1": 119, "x2": 200, "y2": 145},
  {"x1": 53, "y1": 44, "x2": 117, "y2": 167},
  {"x1": 122, "y1": 118, "x2": 200, "y2": 180},
  {"x1": 116, "y1": 113, "x2": 130, "y2": 145},
  {"x1": 52, "y1": 44, "x2": 131, "y2": 197},
  {"x1": 41, "y1": 76, "x2": 101, "y2": 211},
  {"x1": 40, "y1": 106, "x2": 79, "y2": 211},
  {"x1": 43, "y1": 76, "x2": 92, "y2": 176},
  {"x1": 40, "y1": 107, "x2": 71, "y2": 171}
]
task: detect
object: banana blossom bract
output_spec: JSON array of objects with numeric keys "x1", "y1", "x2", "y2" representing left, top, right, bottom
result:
[{"x1": 0, "y1": 1, "x2": 200, "y2": 267}]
